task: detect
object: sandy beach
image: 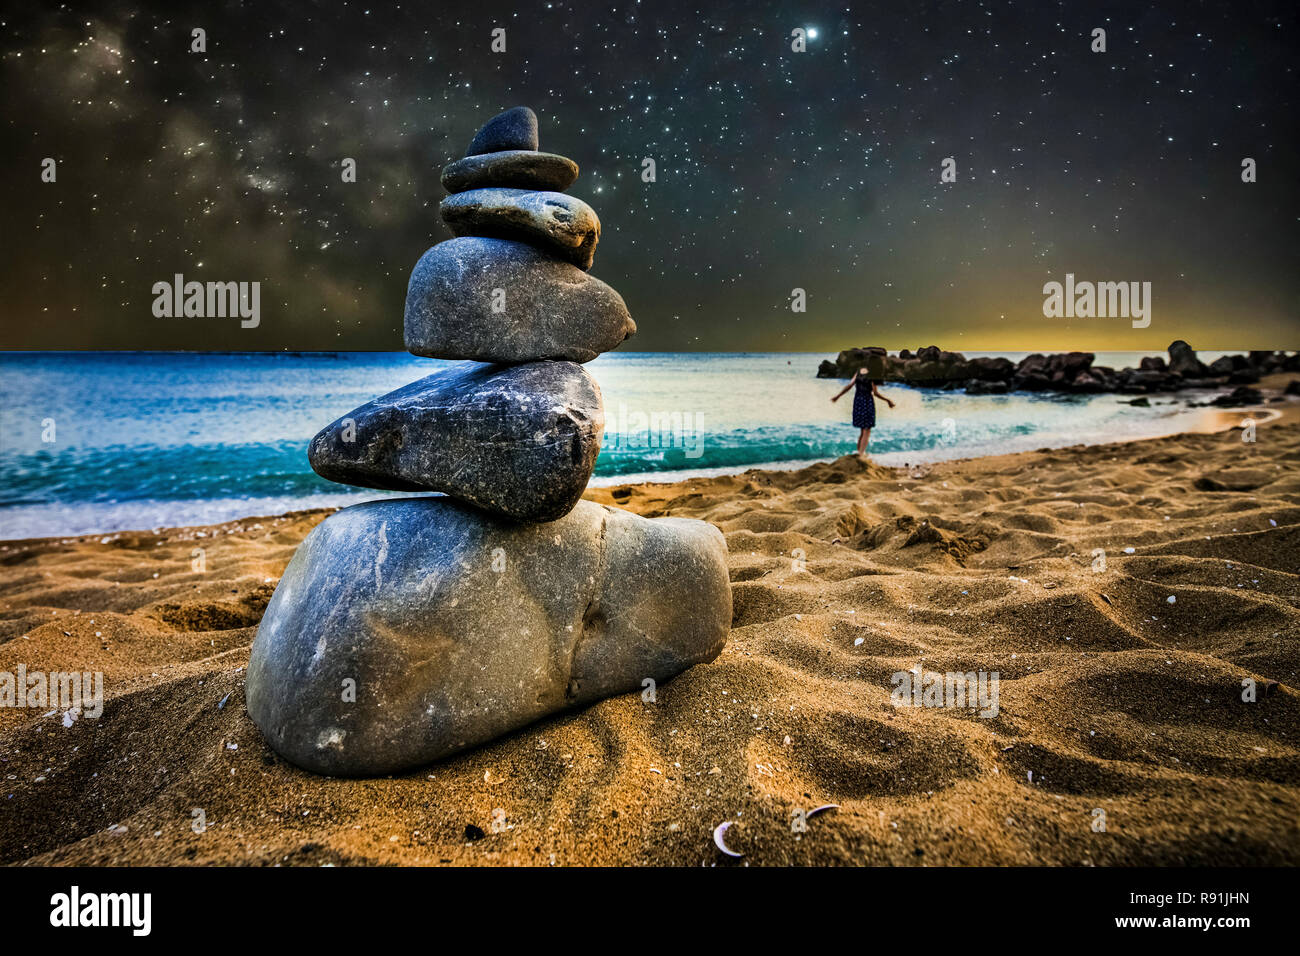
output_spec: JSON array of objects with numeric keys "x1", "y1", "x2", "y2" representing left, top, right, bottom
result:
[{"x1": 1, "y1": 387, "x2": 1297, "y2": 866}]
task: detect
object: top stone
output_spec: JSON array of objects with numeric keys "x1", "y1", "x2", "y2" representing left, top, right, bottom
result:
[{"x1": 466, "y1": 106, "x2": 539, "y2": 156}]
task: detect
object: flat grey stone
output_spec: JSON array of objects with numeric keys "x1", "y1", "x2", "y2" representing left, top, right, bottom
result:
[
  {"x1": 307, "y1": 361, "x2": 603, "y2": 522},
  {"x1": 245, "y1": 497, "x2": 732, "y2": 776},
  {"x1": 404, "y1": 237, "x2": 636, "y2": 363},
  {"x1": 466, "y1": 106, "x2": 539, "y2": 156},
  {"x1": 442, "y1": 150, "x2": 579, "y2": 194},
  {"x1": 440, "y1": 188, "x2": 600, "y2": 270}
]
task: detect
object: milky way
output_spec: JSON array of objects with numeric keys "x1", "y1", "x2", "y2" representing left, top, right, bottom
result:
[{"x1": 2, "y1": 1, "x2": 1296, "y2": 352}]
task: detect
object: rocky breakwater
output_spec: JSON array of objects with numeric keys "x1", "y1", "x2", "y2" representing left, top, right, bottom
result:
[
  {"x1": 817, "y1": 341, "x2": 1300, "y2": 405},
  {"x1": 246, "y1": 107, "x2": 731, "y2": 776}
]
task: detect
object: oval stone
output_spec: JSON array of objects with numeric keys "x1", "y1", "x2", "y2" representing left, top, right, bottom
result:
[
  {"x1": 307, "y1": 361, "x2": 603, "y2": 522},
  {"x1": 466, "y1": 106, "x2": 539, "y2": 156},
  {"x1": 245, "y1": 497, "x2": 732, "y2": 776},
  {"x1": 440, "y1": 188, "x2": 600, "y2": 270},
  {"x1": 404, "y1": 237, "x2": 635, "y2": 363},
  {"x1": 441, "y1": 150, "x2": 579, "y2": 194}
]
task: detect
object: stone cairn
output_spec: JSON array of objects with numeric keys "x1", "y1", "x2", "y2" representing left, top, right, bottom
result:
[{"x1": 247, "y1": 107, "x2": 732, "y2": 776}]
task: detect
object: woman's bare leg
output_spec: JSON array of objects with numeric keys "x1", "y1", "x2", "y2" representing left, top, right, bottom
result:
[{"x1": 856, "y1": 428, "x2": 870, "y2": 455}]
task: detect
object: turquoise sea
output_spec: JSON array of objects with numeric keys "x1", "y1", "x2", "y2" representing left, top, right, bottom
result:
[{"x1": 0, "y1": 350, "x2": 1245, "y2": 538}]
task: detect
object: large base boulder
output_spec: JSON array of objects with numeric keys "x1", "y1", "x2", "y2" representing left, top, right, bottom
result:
[{"x1": 245, "y1": 498, "x2": 732, "y2": 776}]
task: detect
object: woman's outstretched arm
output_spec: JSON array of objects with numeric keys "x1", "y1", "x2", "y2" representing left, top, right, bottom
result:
[
  {"x1": 831, "y1": 368, "x2": 859, "y2": 402},
  {"x1": 871, "y1": 381, "x2": 896, "y2": 408}
]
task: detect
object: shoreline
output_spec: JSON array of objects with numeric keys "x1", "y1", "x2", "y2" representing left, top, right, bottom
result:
[
  {"x1": 2, "y1": 377, "x2": 1292, "y2": 548},
  {"x1": 590, "y1": 400, "x2": 1290, "y2": 491}
]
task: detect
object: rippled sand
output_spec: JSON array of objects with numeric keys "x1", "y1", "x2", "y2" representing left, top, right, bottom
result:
[{"x1": 2, "y1": 406, "x2": 1297, "y2": 865}]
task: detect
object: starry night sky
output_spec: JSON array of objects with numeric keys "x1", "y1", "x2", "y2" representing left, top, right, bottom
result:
[{"x1": 2, "y1": 0, "x2": 1296, "y2": 353}]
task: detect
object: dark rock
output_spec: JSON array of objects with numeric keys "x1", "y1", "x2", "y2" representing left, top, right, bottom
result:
[
  {"x1": 816, "y1": 359, "x2": 839, "y2": 378},
  {"x1": 839, "y1": 346, "x2": 887, "y2": 365},
  {"x1": 1125, "y1": 397, "x2": 1151, "y2": 407},
  {"x1": 1015, "y1": 354, "x2": 1049, "y2": 383},
  {"x1": 1169, "y1": 340, "x2": 1208, "y2": 378},
  {"x1": 1118, "y1": 368, "x2": 1182, "y2": 392},
  {"x1": 245, "y1": 497, "x2": 732, "y2": 776},
  {"x1": 441, "y1": 188, "x2": 600, "y2": 269},
  {"x1": 1013, "y1": 371, "x2": 1053, "y2": 391},
  {"x1": 909, "y1": 347, "x2": 967, "y2": 378},
  {"x1": 1285, "y1": 380, "x2": 1300, "y2": 396},
  {"x1": 1056, "y1": 351, "x2": 1095, "y2": 378},
  {"x1": 822, "y1": 345, "x2": 978, "y2": 384},
  {"x1": 814, "y1": 341, "x2": 1294, "y2": 398},
  {"x1": 882, "y1": 355, "x2": 908, "y2": 380},
  {"x1": 826, "y1": 347, "x2": 887, "y2": 379},
  {"x1": 466, "y1": 106, "x2": 539, "y2": 156},
  {"x1": 1248, "y1": 350, "x2": 1280, "y2": 370},
  {"x1": 404, "y1": 237, "x2": 635, "y2": 363},
  {"x1": 1211, "y1": 386, "x2": 1264, "y2": 408},
  {"x1": 909, "y1": 360, "x2": 945, "y2": 382},
  {"x1": 966, "y1": 356, "x2": 1015, "y2": 381},
  {"x1": 965, "y1": 379, "x2": 1009, "y2": 395},
  {"x1": 1092, "y1": 369, "x2": 1119, "y2": 391},
  {"x1": 1069, "y1": 369, "x2": 1107, "y2": 393},
  {"x1": 1015, "y1": 351, "x2": 1096, "y2": 388},
  {"x1": 442, "y1": 150, "x2": 579, "y2": 194},
  {"x1": 308, "y1": 361, "x2": 603, "y2": 523}
]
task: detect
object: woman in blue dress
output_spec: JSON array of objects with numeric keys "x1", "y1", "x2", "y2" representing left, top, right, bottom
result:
[{"x1": 831, "y1": 356, "x2": 895, "y2": 456}]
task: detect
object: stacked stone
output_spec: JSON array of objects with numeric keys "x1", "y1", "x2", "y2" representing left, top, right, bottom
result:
[{"x1": 246, "y1": 108, "x2": 731, "y2": 777}]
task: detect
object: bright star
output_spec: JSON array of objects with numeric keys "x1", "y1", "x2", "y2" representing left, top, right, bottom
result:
[{"x1": 807, "y1": 27, "x2": 818, "y2": 39}]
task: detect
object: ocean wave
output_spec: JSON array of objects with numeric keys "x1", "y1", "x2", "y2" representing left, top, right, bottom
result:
[{"x1": 0, "y1": 350, "x2": 1233, "y2": 538}]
